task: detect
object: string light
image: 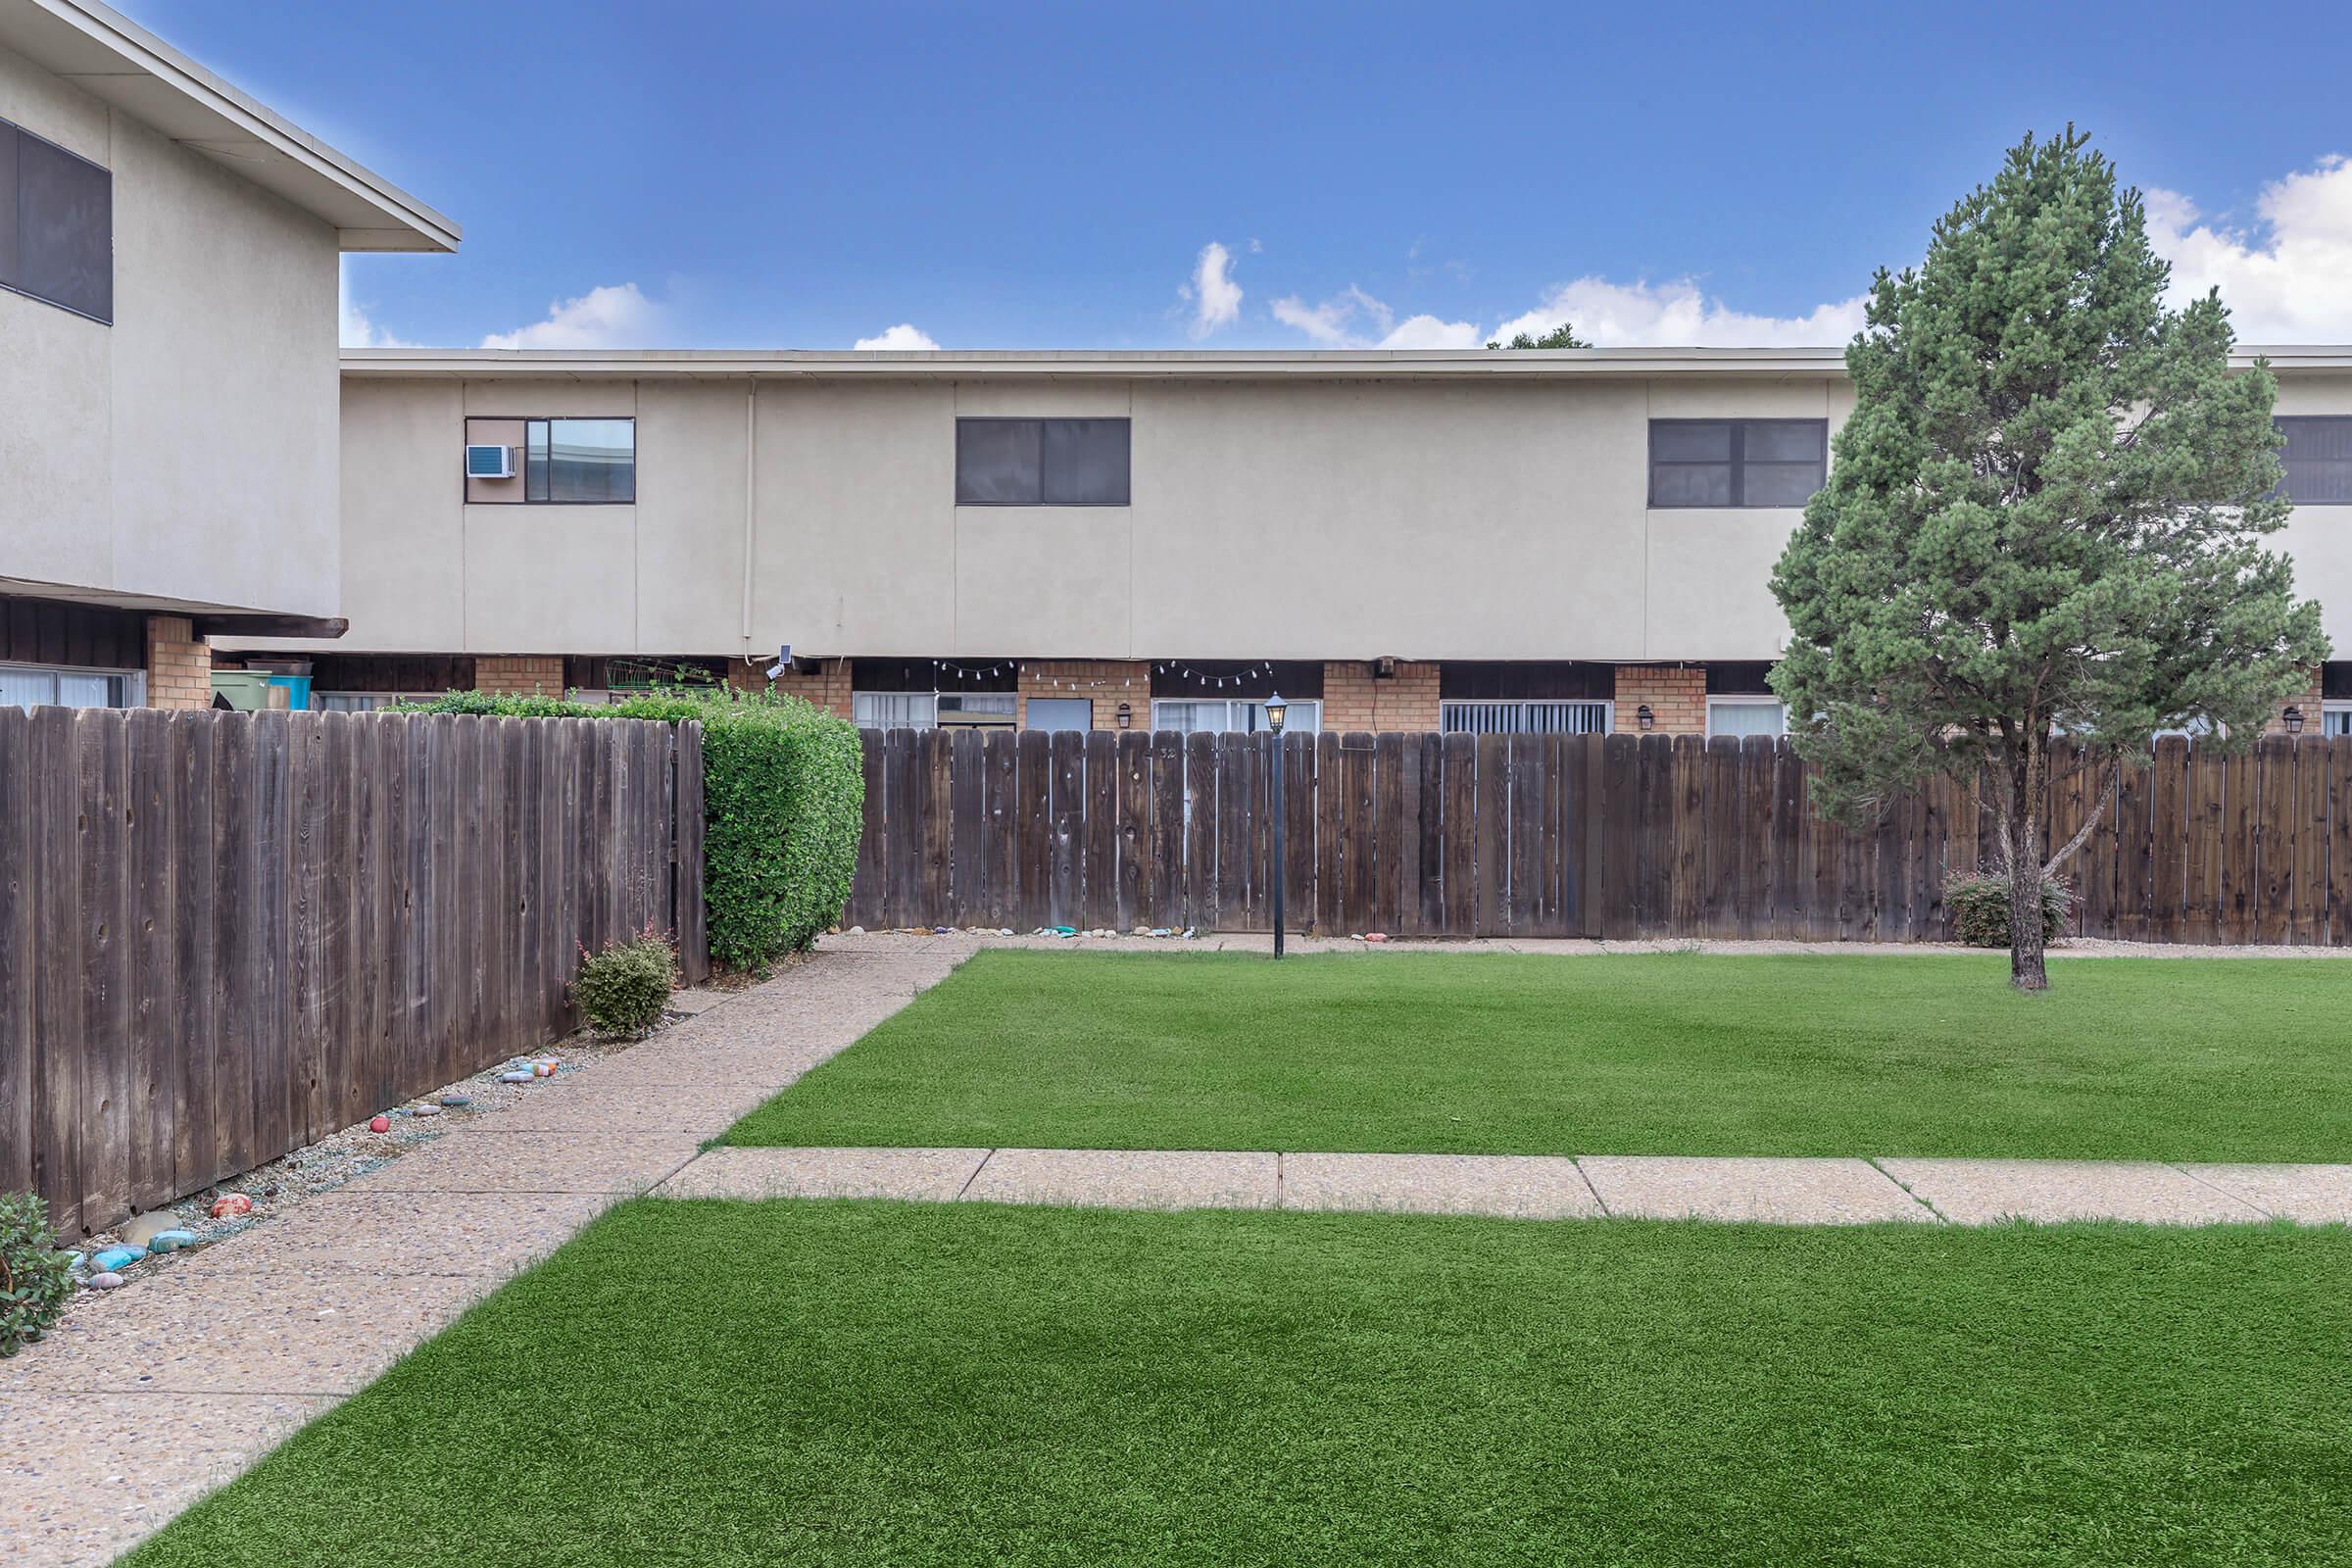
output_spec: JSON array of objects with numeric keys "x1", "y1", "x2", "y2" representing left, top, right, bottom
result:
[{"x1": 1152, "y1": 660, "x2": 1276, "y2": 689}]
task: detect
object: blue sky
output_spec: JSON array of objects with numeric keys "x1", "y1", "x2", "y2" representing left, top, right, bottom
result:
[{"x1": 122, "y1": 0, "x2": 2352, "y2": 350}]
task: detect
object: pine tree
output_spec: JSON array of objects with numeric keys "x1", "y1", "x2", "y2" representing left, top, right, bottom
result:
[{"x1": 1769, "y1": 127, "x2": 2328, "y2": 991}]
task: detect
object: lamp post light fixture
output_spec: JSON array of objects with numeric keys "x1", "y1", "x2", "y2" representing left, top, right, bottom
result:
[
  {"x1": 2284, "y1": 705, "x2": 2306, "y2": 736},
  {"x1": 1265, "y1": 693, "x2": 1288, "y2": 958},
  {"x1": 1636, "y1": 704, "x2": 1655, "y2": 732},
  {"x1": 1115, "y1": 701, "x2": 1134, "y2": 729}
]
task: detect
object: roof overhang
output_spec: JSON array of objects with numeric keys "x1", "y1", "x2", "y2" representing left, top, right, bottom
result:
[
  {"x1": 340, "y1": 344, "x2": 2352, "y2": 382},
  {"x1": 0, "y1": 0, "x2": 459, "y2": 252}
]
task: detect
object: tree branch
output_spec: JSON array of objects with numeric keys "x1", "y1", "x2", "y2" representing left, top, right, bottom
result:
[{"x1": 2042, "y1": 757, "x2": 2119, "y2": 876}]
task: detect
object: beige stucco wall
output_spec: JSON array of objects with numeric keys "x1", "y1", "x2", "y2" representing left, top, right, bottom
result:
[
  {"x1": 324, "y1": 371, "x2": 1836, "y2": 662},
  {"x1": 0, "y1": 41, "x2": 341, "y2": 618},
  {"x1": 2272, "y1": 373, "x2": 2352, "y2": 654},
  {"x1": 317, "y1": 364, "x2": 2352, "y2": 663}
]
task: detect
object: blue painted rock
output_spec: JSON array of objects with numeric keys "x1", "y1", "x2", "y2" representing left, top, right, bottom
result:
[
  {"x1": 87, "y1": 1271, "x2": 126, "y2": 1289},
  {"x1": 439, "y1": 1094, "x2": 472, "y2": 1107},
  {"x1": 498, "y1": 1070, "x2": 534, "y2": 1084},
  {"x1": 89, "y1": 1245, "x2": 144, "y2": 1273},
  {"x1": 146, "y1": 1230, "x2": 199, "y2": 1253}
]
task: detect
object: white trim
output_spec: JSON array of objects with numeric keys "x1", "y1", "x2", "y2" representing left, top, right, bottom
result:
[
  {"x1": 2323, "y1": 700, "x2": 2352, "y2": 738},
  {"x1": 1705, "y1": 694, "x2": 1788, "y2": 738}
]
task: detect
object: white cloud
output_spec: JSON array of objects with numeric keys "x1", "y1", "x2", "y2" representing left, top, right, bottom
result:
[
  {"x1": 1182, "y1": 241, "x2": 1243, "y2": 338},
  {"x1": 2144, "y1": 155, "x2": 2352, "y2": 343},
  {"x1": 1270, "y1": 284, "x2": 1478, "y2": 349},
  {"x1": 852, "y1": 322, "x2": 941, "y2": 351},
  {"x1": 479, "y1": 282, "x2": 666, "y2": 350},
  {"x1": 1488, "y1": 277, "x2": 1867, "y2": 348},
  {"x1": 338, "y1": 264, "x2": 410, "y2": 347}
]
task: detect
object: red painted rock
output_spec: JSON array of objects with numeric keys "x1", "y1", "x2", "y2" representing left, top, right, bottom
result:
[
  {"x1": 210, "y1": 1194, "x2": 253, "y2": 1219},
  {"x1": 1365, "y1": 932, "x2": 1391, "y2": 943},
  {"x1": 369, "y1": 1115, "x2": 390, "y2": 1133},
  {"x1": 532, "y1": 1063, "x2": 554, "y2": 1078}
]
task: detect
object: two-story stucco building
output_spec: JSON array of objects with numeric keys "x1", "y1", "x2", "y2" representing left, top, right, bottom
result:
[
  {"x1": 227, "y1": 343, "x2": 2352, "y2": 738},
  {"x1": 0, "y1": 0, "x2": 454, "y2": 710}
]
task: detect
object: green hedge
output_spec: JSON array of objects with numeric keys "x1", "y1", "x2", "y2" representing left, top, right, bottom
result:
[{"x1": 404, "y1": 688, "x2": 862, "y2": 968}]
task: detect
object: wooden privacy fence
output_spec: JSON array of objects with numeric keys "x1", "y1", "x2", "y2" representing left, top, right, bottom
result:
[
  {"x1": 0, "y1": 707, "x2": 707, "y2": 1236},
  {"x1": 846, "y1": 728, "x2": 2352, "y2": 947}
]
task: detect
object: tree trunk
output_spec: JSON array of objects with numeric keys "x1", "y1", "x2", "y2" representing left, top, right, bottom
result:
[{"x1": 2006, "y1": 738, "x2": 2048, "y2": 993}]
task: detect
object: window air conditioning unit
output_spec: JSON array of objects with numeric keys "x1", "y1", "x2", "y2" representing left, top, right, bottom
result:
[{"x1": 466, "y1": 443, "x2": 515, "y2": 479}]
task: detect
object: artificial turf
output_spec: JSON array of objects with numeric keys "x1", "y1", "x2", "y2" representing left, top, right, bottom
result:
[
  {"x1": 725, "y1": 950, "x2": 2352, "y2": 1161},
  {"x1": 134, "y1": 1200, "x2": 2352, "y2": 1567}
]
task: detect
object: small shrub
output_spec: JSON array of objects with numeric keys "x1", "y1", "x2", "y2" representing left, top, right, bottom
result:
[
  {"x1": 1946, "y1": 866, "x2": 2072, "y2": 948},
  {"x1": 0, "y1": 1192, "x2": 74, "y2": 1357},
  {"x1": 575, "y1": 928, "x2": 678, "y2": 1037},
  {"x1": 405, "y1": 685, "x2": 863, "y2": 968}
]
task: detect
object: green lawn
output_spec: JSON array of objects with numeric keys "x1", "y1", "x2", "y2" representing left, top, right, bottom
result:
[
  {"x1": 726, "y1": 950, "x2": 2352, "y2": 1161},
  {"x1": 135, "y1": 1200, "x2": 2352, "y2": 1567}
]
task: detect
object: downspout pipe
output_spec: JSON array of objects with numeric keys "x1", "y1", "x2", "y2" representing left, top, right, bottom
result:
[{"x1": 741, "y1": 379, "x2": 758, "y2": 660}]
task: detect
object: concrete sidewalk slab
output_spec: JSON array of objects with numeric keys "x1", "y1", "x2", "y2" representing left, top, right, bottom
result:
[
  {"x1": 178, "y1": 1192, "x2": 617, "y2": 1275},
  {"x1": 1879, "y1": 1158, "x2": 2268, "y2": 1225},
  {"x1": 963, "y1": 1149, "x2": 1279, "y2": 1210},
  {"x1": 0, "y1": 1269, "x2": 494, "y2": 1396},
  {"x1": 1577, "y1": 1155, "x2": 1930, "y2": 1223},
  {"x1": 0, "y1": 1392, "x2": 331, "y2": 1567},
  {"x1": 1280, "y1": 1152, "x2": 1603, "y2": 1218},
  {"x1": 478, "y1": 1081, "x2": 770, "y2": 1134},
  {"x1": 2172, "y1": 1163, "x2": 2352, "y2": 1224},
  {"x1": 338, "y1": 1131, "x2": 705, "y2": 1196},
  {"x1": 655, "y1": 1146, "x2": 990, "y2": 1202}
]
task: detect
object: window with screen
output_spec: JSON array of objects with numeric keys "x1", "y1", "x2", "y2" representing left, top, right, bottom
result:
[
  {"x1": 1150, "y1": 698, "x2": 1318, "y2": 734},
  {"x1": 956, "y1": 418, "x2": 1130, "y2": 506},
  {"x1": 2276, "y1": 417, "x2": 2352, "y2": 506},
  {"x1": 466, "y1": 417, "x2": 635, "y2": 504},
  {"x1": 0, "y1": 118, "x2": 112, "y2": 323},
  {"x1": 1440, "y1": 701, "x2": 1611, "y2": 735},
  {"x1": 1649, "y1": 419, "x2": 1826, "y2": 508}
]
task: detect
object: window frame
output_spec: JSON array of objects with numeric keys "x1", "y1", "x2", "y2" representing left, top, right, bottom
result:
[
  {"x1": 1149, "y1": 697, "x2": 1320, "y2": 735},
  {"x1": 462, "y1": 416, "x2": 637, "y2": 506},
  {"x1": 2323, "y1": 702, "x2": 2352, "y2": 738},
  {"x1": 0, "y1": 117, "x2": 114, "y2": 325},
  {"x1": 2275, "y1": 416, "x2": 2352, "y2": 508},
  {"x1": 1647, "y1": 418, "x2": 1828, "y2": 510},
  {"x1": 1439, "y1": 699, "x2": 1614, "y2": 735},
  {"x1": 1705, "y1": 694, "x2": 1788, "y2": 738},
  {"x1": 0, "y1": 660, "x2": 140, "y2": 710},
  {"x1": 851, "y1": 690, "x2": 1021, "y2": 731},
  {"x1": 954, "y1": 416, "x2": 1132, "y2": 508}
]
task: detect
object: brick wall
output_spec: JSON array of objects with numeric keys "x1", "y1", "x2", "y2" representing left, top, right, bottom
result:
[
  {"x1": 474, "y1": 655, "x2": 566, "y2": 697},
  {"x1": 2267, "y1": 668, "x2": 2326, "y2": 737},
  {"x1": 1612, "y1": 664, "x2": 1705, "y2": 735},
  {"x1": 1017, "y1": 660, "x2": 1152, "y2": 730},
  {"x1": 739, "y1": 657, "x2": 855, "y2": 719},
  {"x1": 145, "y1": 615, "x2": 213, "y2": 710},
  {"x1": 1321, "y1": 661, "x2": 1441, "y2": 733}
]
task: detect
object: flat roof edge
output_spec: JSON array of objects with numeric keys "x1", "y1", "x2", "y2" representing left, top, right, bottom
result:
[{"x1": 338, "y1": 345, "x2": 2352, "y2": 378}]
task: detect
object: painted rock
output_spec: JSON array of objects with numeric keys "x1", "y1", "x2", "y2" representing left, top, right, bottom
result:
[
  {"x1": 499, "y1": 1070, "x2": 534, "y2": 1084},
  {"x1": 90, "y1": 1245, "x2": 143, "y2": 1272},
  {"x1": 146, "y1": 1230, "x2": 199, "y2": 1253},
  {"x1": 87, "y1": 1271, "x2": 126, "y2": 1290},
  {"x1": 65, "y1": 1250, "x2": 84, "y2": 1271},
  {"x1": 119, "y1": 1211, "x2": 183, "y2": 1249},
  {"x1": 1365, "y1": 932, "x2": 1390, "y2": 943},
  {"x1": 410, "y1": 1102, "x2": 441, "y2": 1118},
  {"x1": 440, "y1": 1094, "x2": 472, "y2": 1108},
  {"x1": 210, "y1": 1194, "x2": 254, "y2": 1219},
  {"x1": 532, "y1": 1063, "x2": 554, "y2": 1078},
  {"x1": 368, "y1": 1115, "x2": 391, "y2": 1133}
]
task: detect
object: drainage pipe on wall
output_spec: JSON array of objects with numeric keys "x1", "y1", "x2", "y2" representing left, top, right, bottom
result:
[{"x1": 741, "y1": 379, "x2": 758, "y2": 657}]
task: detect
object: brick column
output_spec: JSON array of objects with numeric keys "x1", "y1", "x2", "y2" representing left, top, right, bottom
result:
[
  {"x1": 743, "y1": 657, "x2": 855, "y2": 719},
  {"x1": 1323, "y1": 661, "x2": 1441, "y2": 733},
  {"x1": 145, "y1": 614, "x2": 213, "y2": 710},
  {"x1": 474, "y1": 655, "x2": 565, "y2": 696},
  {"x1": 1018, "y1": 660, "x2": 1152, "y2": 730},
  {"x1": 2266, "y1": 668, "x2": 2326, "y2": 736},
  {"x1": 1612, "y1": 664, "x2": 1706, "y2": 735}
]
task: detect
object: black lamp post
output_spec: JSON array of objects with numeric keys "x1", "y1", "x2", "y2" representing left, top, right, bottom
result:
[{"x1": 1265, "y1": 693, "x2": 1289, "y2": 958}]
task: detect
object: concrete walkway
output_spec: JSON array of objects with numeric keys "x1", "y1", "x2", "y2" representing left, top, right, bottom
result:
[
  {"x1": 658, "y1": 1145, "x2": 2352, "y2": 1226},
  {"x1": 0, "y1": 940, "x2": 971, "y2": 1568}
]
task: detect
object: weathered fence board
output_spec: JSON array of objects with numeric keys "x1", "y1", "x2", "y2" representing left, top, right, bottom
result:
[
  {"x1": 844, "y1": 727, "x2": 2352, "y2": 951},
  {"x1": 1, "y1": 708, "x2": 706, "y2": 1236}
]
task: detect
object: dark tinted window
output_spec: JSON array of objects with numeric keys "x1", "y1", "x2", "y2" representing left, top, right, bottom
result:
[
  {"x1": 2278, "y1": 417, "x2": 2352, "y2": 506},
  {"x1": 0, "y1": 119, "x2": 112, "y2": 323},
  {"x1": 957, "y1": 417, "x2": 1131, "y2": 506},
  {"x1": 1649, "y1": 418, "x2": 1826, "y2": 508},
  {"x1": 544, "y1": 418, "x2": 635, "y2": 503}
]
